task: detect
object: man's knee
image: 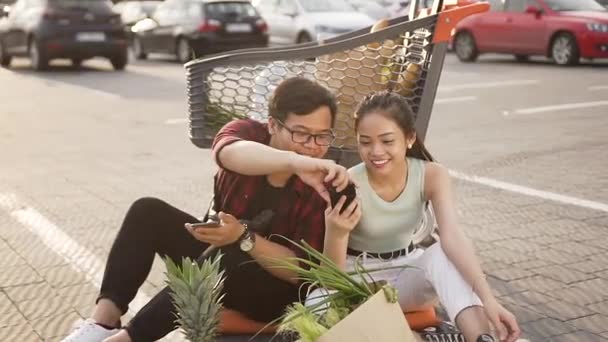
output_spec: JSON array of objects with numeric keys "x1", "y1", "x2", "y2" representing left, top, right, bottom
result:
[{"x1": 129, "y1": 197, "x2": 168, "y2": 214}]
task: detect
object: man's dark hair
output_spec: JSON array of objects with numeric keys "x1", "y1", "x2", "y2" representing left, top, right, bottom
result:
[{"x1": 269, "y1": 77, "x2": 337, "y2": 124}]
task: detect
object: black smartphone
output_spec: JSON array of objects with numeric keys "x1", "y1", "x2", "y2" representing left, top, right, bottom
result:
[
  {"x1": 328, "y1": 182, "x2": 357, "y2": 214},
  {"x1": 190, "y1": 221, "x2": 221, "y2": 230}
]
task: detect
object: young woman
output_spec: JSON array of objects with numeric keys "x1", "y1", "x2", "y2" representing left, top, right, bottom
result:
[{"x1": 319, "y1": 91, "x2": 522, "y2": 342}]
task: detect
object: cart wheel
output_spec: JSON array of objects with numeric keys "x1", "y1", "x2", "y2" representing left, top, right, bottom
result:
[
  {"x1": 110, "y1": 51, "x2": 128, "y2": 71},
  {"x1": 515, "y1": 54, "x2": 529, "y2": 63},
  {"x1": 176, "y1": 38, "x2": 192, "y2": 64},
  {"x1": 29, "y1": 39, "x2": 49, "y2": 71},
  {"x1": 454, "y1": 31, "x2": 478, "y2": 63},
  {"x1": 297, "y1": 32, "x2": 312, "y2": 44},
  {"x1": 133, "y1": 36, "x2": 147, "y2": 60},
  {"x1": 0, "y1": 40, "x2": 11, "y2": 67},
  {"x1": 71, "y1": 58, "x2": 83, "y2": 68},
  {"x1": 551, "y1": 32, "x2": 579, "y2": 66}
]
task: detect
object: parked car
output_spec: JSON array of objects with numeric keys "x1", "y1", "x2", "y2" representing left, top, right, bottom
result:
[
  {"x1": 252, "y1": 0, "x2": 375, "y2": 44},
  {"x1": 131, "y1": 0, "x2": 268, "y2": 63},
  {"x1": 0, "y1": 0, "x2": 128, "y2": 70},
  {"x1": 452, "y1": 0, "x2": 608, "y2": 65},
  {"x1": 113, "y1": 0, "x2": 160, "y2": 33}
]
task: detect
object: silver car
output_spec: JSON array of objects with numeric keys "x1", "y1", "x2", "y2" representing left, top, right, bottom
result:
[{"x1": 253, "y1": 0, "x2": 375, "y2": 45}]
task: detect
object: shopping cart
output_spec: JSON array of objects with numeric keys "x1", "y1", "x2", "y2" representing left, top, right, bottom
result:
[{"x1": 184, "y1": 0, "x2": 489, "y2": 340}]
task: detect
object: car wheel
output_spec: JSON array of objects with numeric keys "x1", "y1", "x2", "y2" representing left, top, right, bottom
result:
[
  {"x1": 0, "y1": 41, "x2": 11, "y2": 68},
  {"x1": 29, "y1": 39, "x2": 49, "y2": 71},
  {"x1": 454, "y1": 31, "x2": 478, "y2": 62},
  {"x1": 176, "y1": 38, "x2": 192, "y2": 64},
  {"x1": 551, "y1": 33, "x2": 579, "y2": 66},
  {"x1": 110, "y1": 51, "x2": 128, "y2": 71},
  {"x1": 515, "y1": 54, "x2": 529, "y2": 62},
  {"x1": 132, "y1": 37, "x2": 147, "y2": 60},
  {"x1": 71, "y1": 58, "x2": 83, "y2": 68},
  {"x1": 297, "y1": 32, "x2": 312, "y2": 44}
]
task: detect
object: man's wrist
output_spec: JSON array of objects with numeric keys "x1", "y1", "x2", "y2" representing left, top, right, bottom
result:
[{"x1": 286, "y1": 152, "x2": 307, "y2": 173}]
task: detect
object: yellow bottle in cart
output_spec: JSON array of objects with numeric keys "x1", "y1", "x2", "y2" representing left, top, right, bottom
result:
[{"x1": 368, "y1": 19, "x2": 422, "y2": 98}]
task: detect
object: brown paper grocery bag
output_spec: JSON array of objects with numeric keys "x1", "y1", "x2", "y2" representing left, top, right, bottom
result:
[{"x1": 316, "y1": 290, "x2": 421, "y2": 342}]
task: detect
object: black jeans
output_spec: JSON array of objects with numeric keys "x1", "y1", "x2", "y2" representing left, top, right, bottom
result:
[{"x1": 98, "y1": 197, "x2": 300, "y2": 342}]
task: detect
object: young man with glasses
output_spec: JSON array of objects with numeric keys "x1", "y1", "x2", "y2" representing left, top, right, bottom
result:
[{"x1": 63, "y1": 77, "x2": 361, "y2": 342}]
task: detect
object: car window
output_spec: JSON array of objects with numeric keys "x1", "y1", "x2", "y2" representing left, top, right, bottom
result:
[
  {"x1": 299, "y1": 0, "x2": 354, "y2": 12},
  {"x1": 504, "y1": 0, "x2": 525, "y2": 12},
  {"x1": 544, "y1": 0, "x2": 605, "y2": 11},
  {"x1": 205, "y1": 1, "x2": 258, "y2": 18},
  {"x1": 255, "y1": 0, "x2": 278, "y2": 12},
  {"x1": 186, "y1": 1, "x2": 202, "y2": 19},
  {"x1": 487, "y1": 0, "x2": 505, "y2": 11},
  {"x1": 278, "y1": 0, "x2": 297, "y2": 14}
]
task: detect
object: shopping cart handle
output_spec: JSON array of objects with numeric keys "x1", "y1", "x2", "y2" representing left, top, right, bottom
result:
[{"x1": 432, "y1": 2, "x2": 490, "y2": 43}]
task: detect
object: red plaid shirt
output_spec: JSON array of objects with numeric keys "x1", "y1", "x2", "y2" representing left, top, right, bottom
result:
[{"x1": 211, "y1": 119, "x2": 326, "y2": 258}]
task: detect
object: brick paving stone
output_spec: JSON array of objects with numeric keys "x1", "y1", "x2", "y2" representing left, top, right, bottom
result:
[
  {"x1": 547, "y1": 285, "x2": 607, "y2": 306},
  {"x1": 521, "y1": 318, "x2": 578, "y2": 339},
  {"x1": 0, "y1": 306, "x2": 28, "y2": 329},
  {"x1": 0, "y1": 265, "x2": 43, "y2": 287},
  {"x1": 502, "y1": 302, "x2": 546, "y2": 324},
  {"x1": 30, "y1": 311, "x2": 81, "y2": 340},
  {"x1": 0, "y1": 248, "x2": 28, "y2": 269},
  {"x1": 4, "y1": 282, "x2": 59, "y2": 303},
  {"x1": 16, "y1": 297, "x2": 75, "y2": 321},
  {"x1": 532, "y1": 265, "x2": 596, "y2": 285},
  {"x1": 548, "y1": 241, "x2": 604, "y2": 258},
  {"x1": 569, "y1": 314, "x2": 608, "y2": 335},
  {"x1": 0, "y1": 323, "x2": 42, "y2": 342},
  {"x1": 565, "y1": 255, "x2": 608, "y2": 274},
  {"x1": 39, "y1": 265, "x2": 86, "y2": 289},
  {"x1": 572, "y1": 278, "x2": 608, "y2": 297},
  {"x1": 491, "y1": 267, "x2": 537, "y2": 282},
  {"x1": 508, "y1": 276, "x2": 566, "y2": 294},
  {"x1": 480, "y1": 247, "x2": 534, "y2": 264},
  {"x1": 527, "y1": 235, "x2": 565, "y2": 246},
  {"x1": 528, "y1": 248, "x2": 586, "y2": 265},
  {"x1": 507, "y1": 291, "x2": 557, "y2": 307},
  {"x1": 511, "y1": 259, "x2": 553, "y2": 270},
  {"x1": 529, "y1": 300, "x2": 594, "y2": 321},
  {"x1": 487, "y1": 276, "x2": 526, "y2": 297},
  {"x1": 550, "y1": 330, "x2": 608, "y2": 342},
  {"x1": 492, "y1": 238, "x2": 544, "y2": 254},
  {"x1": 589, "y1": 302, "x2": 608, "y2": 316},
  {"x1": 55, "y1": 282, "x2": 99, "y2": 298}
]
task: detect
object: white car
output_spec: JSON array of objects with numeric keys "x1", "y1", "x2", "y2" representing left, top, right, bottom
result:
[{"x1": 253, "y1": 0, "x2": 375, "y2": 45}]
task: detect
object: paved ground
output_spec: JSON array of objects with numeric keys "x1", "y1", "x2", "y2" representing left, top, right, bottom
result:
[{"x1": 0, "y1": 51, "x2": 607, "y2": 341}]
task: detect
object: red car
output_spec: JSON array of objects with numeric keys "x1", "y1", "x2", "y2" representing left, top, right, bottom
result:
[{"x1": 452, "y1": 0, "x2": 608, "y2": 65}]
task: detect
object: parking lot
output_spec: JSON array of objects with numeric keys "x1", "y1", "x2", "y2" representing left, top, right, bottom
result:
[{"x1": 0, "y1": 50, "x2": 607, "y2": 340}]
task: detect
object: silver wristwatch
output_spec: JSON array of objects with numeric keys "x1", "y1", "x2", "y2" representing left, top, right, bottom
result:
[{"x1": 238, "y1": 223, "x2": 256, "y2": 252}]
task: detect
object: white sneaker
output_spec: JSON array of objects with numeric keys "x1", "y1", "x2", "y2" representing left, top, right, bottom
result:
[{"x1": 61, "y1": 319, "x2": 120, "y2": 342}]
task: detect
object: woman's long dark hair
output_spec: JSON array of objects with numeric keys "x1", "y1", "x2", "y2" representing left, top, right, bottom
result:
[{"x1": 354, "y1": 91, "x2": 434, "y2": 162}]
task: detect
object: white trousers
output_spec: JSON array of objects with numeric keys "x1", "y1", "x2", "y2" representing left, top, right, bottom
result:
[{"x1": 306, "y1": 243, "x2": 482, "y2": 322}]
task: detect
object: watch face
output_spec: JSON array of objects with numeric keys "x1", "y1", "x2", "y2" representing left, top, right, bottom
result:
[{"x1": 240, "y1": 237, "x2": 254, "y2": 252}]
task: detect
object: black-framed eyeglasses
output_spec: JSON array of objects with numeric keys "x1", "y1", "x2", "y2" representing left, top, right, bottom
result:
[{"x1": 275, "y1": 119, "x2": 335, "y2": 147}]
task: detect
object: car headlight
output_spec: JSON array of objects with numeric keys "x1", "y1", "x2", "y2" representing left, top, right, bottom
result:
[{"x1": 586, "y1": 23, "x2": 608, "y2": 33}]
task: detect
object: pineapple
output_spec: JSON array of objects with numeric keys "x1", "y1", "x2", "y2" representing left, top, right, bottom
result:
[{"x1": 164, "y1": 254, "x2": 226, "y2": 342}]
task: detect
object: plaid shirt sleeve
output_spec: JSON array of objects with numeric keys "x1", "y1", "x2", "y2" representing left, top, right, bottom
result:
[
  {"x1": 290, "y1": 189, "x2": 327, "y2": 263},
  {"x1": 211, "y1": 119, "x2": 269, "y2": 170}
]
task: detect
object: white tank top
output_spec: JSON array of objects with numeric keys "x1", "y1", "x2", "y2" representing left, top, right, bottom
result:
[{"x1": 348, "y1": 157, "x2": 426, "y2": 253}]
